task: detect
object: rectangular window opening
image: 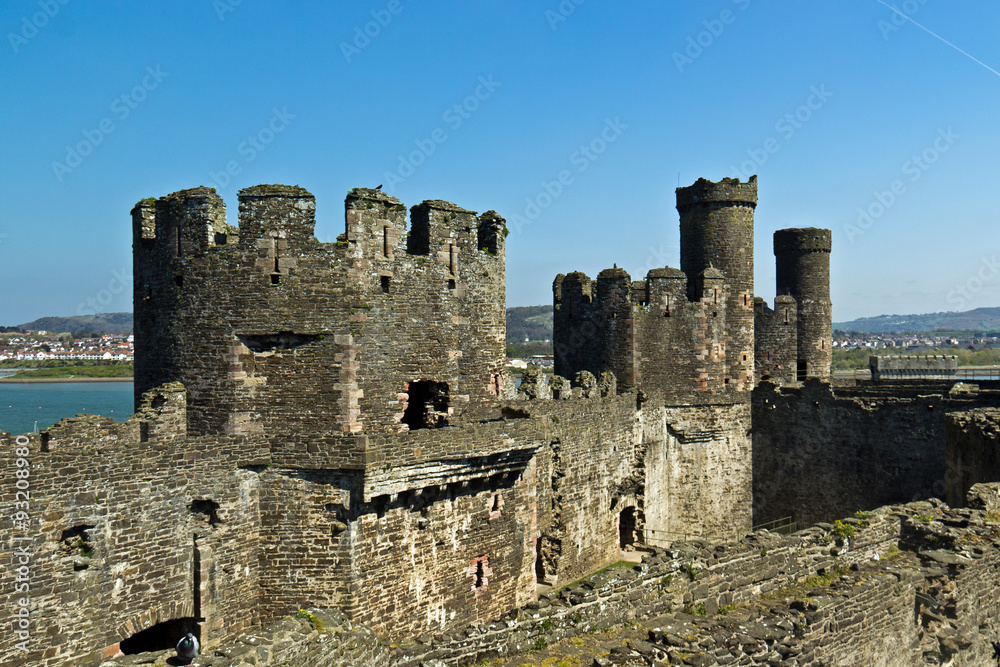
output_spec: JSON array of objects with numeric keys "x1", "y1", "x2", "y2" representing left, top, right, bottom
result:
[
  {"x1": 381, "y1": 275, "x2": 391, "y2": 293},
  {"x1": 270, "y1": 274, "x2": 281, "y2": 285},
  {"x1": 447, "y1": 279, "x2": 456, "y2": 290},
  {"x1": 402, "y1": 380, "x2": 450, "y2": 430}
]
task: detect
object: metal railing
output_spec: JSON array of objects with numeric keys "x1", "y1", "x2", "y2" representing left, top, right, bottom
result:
[{"x1": 751, "y1": 516, "x2": 797, "y2": 535}]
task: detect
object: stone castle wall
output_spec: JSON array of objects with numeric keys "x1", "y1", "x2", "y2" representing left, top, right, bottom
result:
[
  {"x1": 752, "y1": 379, "x2": 1000, "y2": 527},
  {"x1": 946, "y1": 407, "x2": 1000, "y2": 507},
  {"x1": 133, "y1": 186, "x2": 507, "y2": 439},
  {"x1": 553, "y1": 267, "x2": 730, "y2": 399},
  {"x1": 753, "y1": 294, "x2": 797, "y2": 384},
  {"x1": 0, "y1": 384, "x2": 270, "y2": 666}
]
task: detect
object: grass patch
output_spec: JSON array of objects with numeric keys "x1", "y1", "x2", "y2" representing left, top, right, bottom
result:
[
  {"x1": 3, "y1": 364, "x2": 133, "y2": 379},
  {"x1": 552, "y1": 560, "x2": 633, "y2": 594}
]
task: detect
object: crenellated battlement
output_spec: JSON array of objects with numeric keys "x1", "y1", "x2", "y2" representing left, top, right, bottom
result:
[
  {"x1": 133, "y1": 184, "x2": 507, "y2": 438},
  {"x1": 774, "y1": 227, "x2": 832, "y2": 254},
  {"x1": 674, "y1": 175, "x2": 758, "y2": 211},
  {"x1": 554, "y1": 177, "x2": 833, "y2": 393},
  {"x1": 554, "y1": 263, "x2": 730, "y2": 397}
]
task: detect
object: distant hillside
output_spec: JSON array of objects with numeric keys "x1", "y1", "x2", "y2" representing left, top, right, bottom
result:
[
  {"x1": 18, "y1": 312, "x2": 133, "y2": 335},
  {"x1": 506, "y1": 306, "x2": 553, "y2": 343},
  {"x1": 835, "y1": 307, "x2": 1000, "y2": 334}
]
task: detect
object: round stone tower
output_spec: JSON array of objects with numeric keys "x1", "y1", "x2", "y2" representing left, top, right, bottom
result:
[
  {"x1": 774, "y1": 228, "x2": 832, "y2": 380},
  {"x1": 676, "y1": 176, "x2": 757, "y2": 390}
]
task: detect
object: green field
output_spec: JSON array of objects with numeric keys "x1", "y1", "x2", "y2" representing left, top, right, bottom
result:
[{"x1": 2, "y1": 364, "x2": 134, "y2": 379}]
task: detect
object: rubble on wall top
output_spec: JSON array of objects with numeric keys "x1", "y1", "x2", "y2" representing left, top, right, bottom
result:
[
  {"x1": 345, "y1": 187, "x2": 401, "y2": 205},
  {"x1": 239, "y1": 184, "x2": 313, "y2": 198},
  {"x1": 647, "y1": 267, "x2": 686, "y2": 279},
  {"x1": 412, "y1": 199, "x2": 475, "y2": 214},
  {"x1": 700, "y1": 267, "x2": 725, "y2": 279}
]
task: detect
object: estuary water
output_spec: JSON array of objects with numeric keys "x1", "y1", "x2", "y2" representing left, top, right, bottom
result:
[{"x1": 0, "y1": 381, "x2": 134, "y2": 436}]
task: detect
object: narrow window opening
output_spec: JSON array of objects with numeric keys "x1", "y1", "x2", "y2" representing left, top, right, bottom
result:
[
  {"x1": 381, "y1": 276, "x2": 391, "y2": 293},
  {"x1": 713, "y1": 289, "x2": 719, "y2": 305},
  {"x1": 534, "y1": 537, "x2": 546, "y2": 582},
  {"x1": 401, "y1": 380, "x2": 450, "y2": 430},
  {"x1": 743, "y1": 293, "x2": 749, "y2": 307},
  {"x1": 783, "y1": 308, "x2": 789, "y2": 324},
  {"x1": 489, "y1": 490, "x2": 503, "y2": 518},
  {"x1": 797, "y1": 361, "x2": 808, "y2": 382},
  {"x1": 475, "y1": 560, "x2": 485, "y2": 588},
  {"x1": 176, "y1": 228, "x2": 182, "y2": 256},
  {"x1": 821, "y1": 340, "x2": 826, "y2": 350},
  {"x1": 447, "y1": 279, "x2": 456, "y2": 290},
  {"x1": 174, "y1": 275, "x2": 183, "y2": 288},
  {"x1": 448, "y1": 243, "x2": 457, "y2": 275},
  {"x1": 270, "y1": 274, "x2": 281, "y2": 285},
  {"x1": 742, "y1": 353, "x2": 748, "y2": 362},
  {"x1": 664, "y1": 294, "x2": 670, "y2": 317},
  {"x1": 619, "y1": 507, "x2": 636, "y2": 549},
  {"x1": 383, "y1": 226, "x2": 390, "y2": 257},
  {"x1": 139, "y1": 422, "x2": 150, "y2": 443},
  {"x1": 724, "y1": 377, "x2": 731, "y2": 385},
  {"x1": 273, "y1": 252, "x2": 280, "y2": 274},
  {"x1": 40, "y1": 432, "x2": 51, "y2": 452}
]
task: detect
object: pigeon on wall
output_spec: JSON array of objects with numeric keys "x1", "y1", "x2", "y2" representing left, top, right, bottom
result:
[{"x1": 176, "y1": 633, "x2": 199, "y2": 663}]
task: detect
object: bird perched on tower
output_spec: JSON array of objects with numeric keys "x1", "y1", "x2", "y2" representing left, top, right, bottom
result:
[{"x1": 176, "y1": 633, "x2": 199, "y2": 663}]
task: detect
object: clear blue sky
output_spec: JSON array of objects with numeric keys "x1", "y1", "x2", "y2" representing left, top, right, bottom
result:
[{"x1": 2, "y1": 0, "x2": 999, "y2": 325}]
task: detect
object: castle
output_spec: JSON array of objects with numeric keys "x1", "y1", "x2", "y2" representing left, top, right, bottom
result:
[{"x1": 4, "y1": 177, "x2": 1000, "y2": 667}]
